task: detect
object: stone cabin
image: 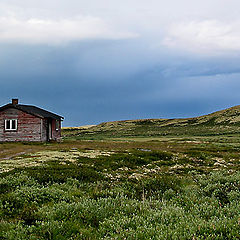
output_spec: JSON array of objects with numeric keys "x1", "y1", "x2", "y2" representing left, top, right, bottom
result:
[{"x1": 0, "y1": 99, "x2": 64, "y2": 142}]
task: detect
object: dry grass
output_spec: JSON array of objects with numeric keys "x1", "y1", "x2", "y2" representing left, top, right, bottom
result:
[
  {"x1": 62, "y1": 105, "x2": 240, "y2": 140},
  {"x1": 62, "y1": 125, "x2": 96, "y2": 130},
  {"x1": 1, "y1": 134, "x2": 239, "y2": 177},
  {"x1": 0, "y1": 149, "x2": 113, "y2": 173}
]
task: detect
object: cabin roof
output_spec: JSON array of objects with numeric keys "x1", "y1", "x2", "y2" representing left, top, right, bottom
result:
[{"x1": 0, "y1": 104, "x2": 64, "y2": 120}]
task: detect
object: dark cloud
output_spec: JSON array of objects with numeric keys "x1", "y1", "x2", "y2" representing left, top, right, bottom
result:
[{"x1": 1, "y1": 40, "x2": 240, "y2": 126}]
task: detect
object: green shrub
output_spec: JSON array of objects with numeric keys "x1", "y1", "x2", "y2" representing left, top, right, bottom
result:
[
  {"x1": 1, "y1": 155, "x2": 240, "y2": 239},
  {"x1": 23, "y1": 162, "x2": 103, "y2": 184},
  {"x1": 0, "y1": 172, "x2": 37, "y2": 194}
]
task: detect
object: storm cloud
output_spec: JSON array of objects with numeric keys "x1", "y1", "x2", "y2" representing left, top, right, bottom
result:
[{"x1": 0, "y1": 0, "x2": 240, "y2": 126}]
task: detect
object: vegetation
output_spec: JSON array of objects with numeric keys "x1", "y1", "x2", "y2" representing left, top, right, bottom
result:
[
  {"x1": 1, "y1": 106, "x2": 240, "y2": 239},
  {"x1": 0, "y1": 136, "x2": 240, "y2": 239},
  {"x1": 62, "y1": 105, "x2": 240, "y2": 140}
]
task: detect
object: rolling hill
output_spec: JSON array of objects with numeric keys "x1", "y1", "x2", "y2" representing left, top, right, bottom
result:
[{"x1": 62, "y1": 105, "x2": 240, "y2": 139}]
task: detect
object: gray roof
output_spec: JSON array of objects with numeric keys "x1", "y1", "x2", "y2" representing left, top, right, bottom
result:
[{"x1": 0, "y1": 104, "x2": 64, "y2": 120}]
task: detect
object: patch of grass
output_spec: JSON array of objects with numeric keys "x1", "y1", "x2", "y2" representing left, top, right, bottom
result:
[
  {"x1": 22, "y1": 161, "x2": 103, "y2": 184},
  {"x1": 184, "y1": 150, "x2": 211, "y2": 160}
]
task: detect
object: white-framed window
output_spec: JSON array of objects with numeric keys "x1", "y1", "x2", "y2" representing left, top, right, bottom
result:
[{"x1": 5, "y1": 119, "x2": 18, "y2": 131}]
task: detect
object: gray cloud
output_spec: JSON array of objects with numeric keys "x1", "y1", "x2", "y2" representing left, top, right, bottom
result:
[{"x1": 1, "y1": 1, "x2": 240, "y2": 126}]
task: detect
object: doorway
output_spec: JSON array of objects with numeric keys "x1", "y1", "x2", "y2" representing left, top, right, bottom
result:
[{"x1": 46, "y1": 119, "x2": 52, "y2": 141}]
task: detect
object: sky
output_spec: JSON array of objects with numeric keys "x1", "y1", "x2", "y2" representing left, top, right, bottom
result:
[{"x1": 1, "y1": 0, "x2": 240, "y2": 126}]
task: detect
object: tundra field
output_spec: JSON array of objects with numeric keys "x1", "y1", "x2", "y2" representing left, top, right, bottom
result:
[
  {"x1": 0, "y1": 136, "x2": 240, "y2": 239},
  {"x1": 1, "y1": 106, "x2": 240, "y2": 239}
]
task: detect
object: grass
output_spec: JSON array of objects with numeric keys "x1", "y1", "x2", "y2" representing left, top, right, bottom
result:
[
  {"x1": 0, "y1": 134, "x2": 240, "y2": 239},
  {"x1": 62, "y1": 105, "x2": 240, "y2": 140},
  {"x1": 1, "y1": 106, "x2": 240, "y2": 238}
]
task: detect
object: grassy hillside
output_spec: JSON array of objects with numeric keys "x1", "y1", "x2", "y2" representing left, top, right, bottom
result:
[{"x1": 63, "y1": 105, "x2": 240, "y2": 139}]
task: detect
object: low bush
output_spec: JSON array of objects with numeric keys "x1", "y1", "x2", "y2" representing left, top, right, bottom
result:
[
  {"x1": 0, "y1": 151, "x2": 239, "y2": 239},
  {"x1": 22, "y1": 161, "x2": 103, "y2": 184}
]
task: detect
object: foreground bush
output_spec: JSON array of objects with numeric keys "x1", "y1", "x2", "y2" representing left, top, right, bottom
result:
[{"x1": 0, "y1": 171, "x2": 240, "y2": 239}]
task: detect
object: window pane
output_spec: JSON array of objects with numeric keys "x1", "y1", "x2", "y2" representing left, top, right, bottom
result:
[
  {"x1": 56, "y1": 121, "x2": 59, "y2": 130},
  {"x1": 6, "y1": 120, "x2": 10, "y2": 129},
  {"x1": 12, "y1": 120, "x2": 16, "y2": 129}
]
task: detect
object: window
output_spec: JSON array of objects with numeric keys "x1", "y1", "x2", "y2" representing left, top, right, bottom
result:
[
  {"x1": 56, "y1": 120, "x2": 60, "y2": 131},
  {"x1": 5, "y1": 119, "x2": 17, "y2": 131}
]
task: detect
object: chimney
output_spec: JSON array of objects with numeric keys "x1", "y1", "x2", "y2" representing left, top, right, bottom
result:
[{"x1": 12, "y1": 99, "x2": 19, "y2": 105}]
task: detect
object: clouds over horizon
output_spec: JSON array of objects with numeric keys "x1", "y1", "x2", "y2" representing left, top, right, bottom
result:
[{"x1": 0, "y1": 1, "x2": 240, "y2": 125}]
